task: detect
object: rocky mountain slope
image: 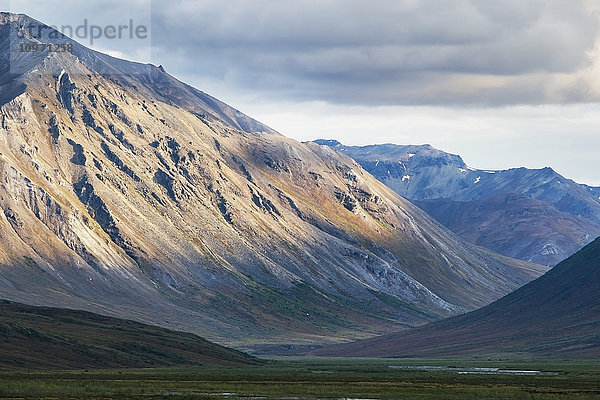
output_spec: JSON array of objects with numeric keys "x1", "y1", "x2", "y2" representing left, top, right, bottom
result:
[
  {"x1": 0, "y1": 13, "x2": 545, "y2": 351},
  {"x1": 314, "y1": 140, "x2": 600, "y2": 265},
  {"x1": 314, "y1": 236, "x2": 600, "y2": 359},
  {"x1": 0, "y1": 300, "x2": 259, "y2": 369}
]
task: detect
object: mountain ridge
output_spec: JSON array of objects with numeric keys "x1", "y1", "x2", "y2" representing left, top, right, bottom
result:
[
  {"x1": 0, "y1": 12, "x2": 275, "y2": 134},
  {"x1": 314, "y1": 140, "x2": 600, "y2": 265}
]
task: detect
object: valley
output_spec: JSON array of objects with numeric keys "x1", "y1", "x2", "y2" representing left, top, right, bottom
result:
[
  {"x1": 0, "y1": 13, "x2": 545, "y2": 351},
  {"x1": 0, "y1": 8, "x2": 598, "y2": 400},
  {"x1": 314, "y1": 236, "x2": 600, "y2": 359},
  {"x1": 1, "y1": 359, "x2": 599, "y2": 399}
]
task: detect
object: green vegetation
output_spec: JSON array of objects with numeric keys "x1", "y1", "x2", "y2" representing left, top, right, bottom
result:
[
  {"x1": 0, "y1": 301, "x2": 259, "y2": 369},
  {"x1": 1, "y1": 358, "x2": 599, "y2": 399}
]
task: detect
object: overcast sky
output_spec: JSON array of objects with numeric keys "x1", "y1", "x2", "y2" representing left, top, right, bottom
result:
[{"x1": 6, "y1": 0, "x2": 600, "y2": 184}]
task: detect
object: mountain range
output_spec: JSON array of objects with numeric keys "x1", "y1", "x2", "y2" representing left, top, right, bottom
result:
[
  {"x1": 314, "y1": 140, "x2": 600, "y2": 266},
  {"x1": 314, "y1": 235, "x2": 600, "y2": 359},
  {"x1": 0, "y1": 13, "x2": 546, "y2": 352}
]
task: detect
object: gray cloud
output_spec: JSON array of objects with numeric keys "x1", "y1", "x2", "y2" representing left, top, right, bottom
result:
[
  {"x1": 5, "y1": 0, "x2": 600, "y2": 106},
  {"x1": 147, "y1": 0, "x2": 600, "y2": 106}
]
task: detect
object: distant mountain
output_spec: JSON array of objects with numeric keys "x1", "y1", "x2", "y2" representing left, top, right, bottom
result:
[
  {"x1": 416, "y1": 194, "x2": 600, "y2": 265},
  {"x1": 314, "y1": 236, "x2": 600, "y2": 359},
  {"x1": 0, "y1": 300, "x2": 259, "y2": 369},
  {"x1": 314, "y1": 140, "x2": 600, "y2": 266},
  {"x1": 0, "y1": 13, "x2": 545, "y2": 351}
]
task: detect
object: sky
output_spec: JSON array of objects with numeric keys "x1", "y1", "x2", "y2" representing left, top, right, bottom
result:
[{"x1": 5, "y1": 0, "x2": 600, "y2": 185}]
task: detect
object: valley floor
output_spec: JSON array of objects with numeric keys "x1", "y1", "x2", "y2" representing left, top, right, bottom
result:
[{"x1": 1, "y1": 358, "x2": 599, "y2": 399}]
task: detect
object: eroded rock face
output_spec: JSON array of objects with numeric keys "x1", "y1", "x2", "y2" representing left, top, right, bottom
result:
[{"x1": 0, "y1": 13, "x2": 547, "y2": 349}]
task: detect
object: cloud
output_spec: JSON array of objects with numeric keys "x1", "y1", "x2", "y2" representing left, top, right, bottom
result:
[
  {"x1": 7, "y1": 0, "x2": 599, "y2": 106},
  {"x1": 147, "y1": 0, "x2": 600, "y2": 106}
]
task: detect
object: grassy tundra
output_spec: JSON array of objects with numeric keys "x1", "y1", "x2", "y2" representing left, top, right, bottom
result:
[{"x1": 1, "y1": 358, "x2": 599, "y2": 399}]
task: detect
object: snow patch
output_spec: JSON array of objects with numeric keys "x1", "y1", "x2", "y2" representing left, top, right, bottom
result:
[
  {"x1": 407, "y1": 153, "x2": 415, "y2": 158},
  {"x1": 402, "y1": 175, "x2": 411, "y2": 182},
  {"x1": 541, "y1": 243, "x2": 560, "y2": 255},
  {"x1": 459, "y1": 168, "x2": 467, "y2": 173},
  {"x1": 473, "y1": 176, "x2": 481, "y2": 184}
]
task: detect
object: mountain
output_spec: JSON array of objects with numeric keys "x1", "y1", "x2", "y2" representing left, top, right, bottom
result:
[
  {"x1": 0, "y1": 300, "x2": 259, "y2": 369},
  {"x1": 0, "y1": 13, "x2": 545, "y2": 351},
  {"x1": 314, "y1": 140, "x2": 600, "y2": 266},
  {"x1": 314, "y1": 236, "x2": 600, "y2": 359},
  {"x1": 417, "y1": 194, "x2": 600, "y2": 265}
]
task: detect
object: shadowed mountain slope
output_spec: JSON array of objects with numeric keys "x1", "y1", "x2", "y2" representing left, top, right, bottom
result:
[
  {"x1": 314, "y1": 236, "x2": 600, "y2": 359},
  {"x1": 415, "y1": 194, "x2": 600, "y2": 265},
  {"x1": 0, "y1": 300, "x2": 259, "y2": 369},
  {"x1": 0, "y1": 13, "x2": 545, "y2": 350}
]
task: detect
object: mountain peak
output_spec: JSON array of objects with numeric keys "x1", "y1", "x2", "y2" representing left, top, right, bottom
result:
[
  {"x1": 314, "y1": 140, "x2": 467, "y2": 167},
  {"x1": 313, "y1": 139, "x2": 342, "y2": 147},
  {"x1": 0, "y1": 14, "x2": 275, "y2": 134},
  {"x1": 0, "y1": 11, "x2": 22, "y2": 22}
]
